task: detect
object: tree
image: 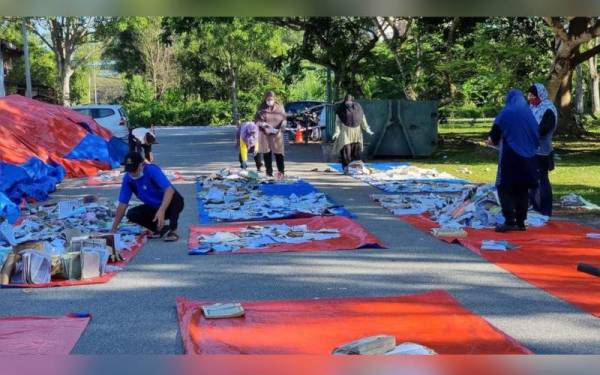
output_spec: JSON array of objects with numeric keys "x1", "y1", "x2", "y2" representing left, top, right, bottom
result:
[
  {"x1": 543, "y1": 17, "x2": 600, "y2": 134},
  {"x1": 163, "y1": 17, "x2": 289, "y2": 121},
  {"x1": 98, "y1": 17, "x2": 177, "y2": 98},
  {"x1": 29, "y1": 17, "x2": 106, "y2": 105},
  {"x1": 589, "y1": 39, "x2": 600, "y2": 116},
  {"x1": 271, "y1": 17, "x2": 379, "y2": 98}
]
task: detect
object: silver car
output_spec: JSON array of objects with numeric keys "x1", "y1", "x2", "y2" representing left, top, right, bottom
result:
[{"x1": 71, "y1": 104, "x2": 130, "y2": 139}]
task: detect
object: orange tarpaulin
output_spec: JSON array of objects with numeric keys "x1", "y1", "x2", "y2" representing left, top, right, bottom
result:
[
  {"x1": 0, "y1": 315, "x2": 89, "y2": 354},
  {"x1": 2, "y1": 234, "x2": 147, "y2": 288},
  {"x1": 399, "y1": 215, "x2": 600, "y2": 318},
  {"x1": 176, "y1": 291, "x2": 531, "y2": 355},
  {"x1": 187, "y1": 216, "x2": 385, "y2": 255},
  {"x1": 0, "y1": 95, "x2": 113, "y2": 176}
]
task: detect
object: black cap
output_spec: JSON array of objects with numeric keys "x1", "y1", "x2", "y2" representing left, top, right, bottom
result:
[
  {"x1": 145, "y1": 132, "x2": 157, "y2": 144},
  {"x1": 123, "y1": 152, "x2": 144, "y2": 172}
]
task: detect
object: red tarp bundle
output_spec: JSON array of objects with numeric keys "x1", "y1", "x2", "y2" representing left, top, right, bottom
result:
[
  {"x1": 0, "y1": 95, "x2": 113, "y2": 177},
  {"x1": 176, "y1": 290, "x2": 531, "y2": 355},
  {"x1": 3, "y1": 234, "x2": 147, "y2": 288},
  {"x1": 400, "y1": 215, "x2": 600, "y2": 318},
  {"x1": 187, "y1": 216, "x2": 385, "y2": 255},
  {"x1": 0, "y1": 315, "x2": 89, "y2": 354}
]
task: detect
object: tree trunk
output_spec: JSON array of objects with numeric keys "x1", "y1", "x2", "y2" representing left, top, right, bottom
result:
[
  {"x1": 230, "y1": 66, "x2": 239, "y2": 122},
  {"x1": 445, "y1": 17, "x2": 460, "y2": 100},
  {"x1": 556, "y1": 70, "x2": 586, "y2": 135},
  {"x1": 576, "y1": 63, "x2": 585, "y2": 114},
  {"x1": 59, "y1": 65, "x2": 74, "y2": 105},
  {"x1": 589, "y1": 46, "x2": 600, "y2": 115},
  {"x1": 21, "y1": 18, "x2": 32, "y2": 98},
  {"x1": 0, "y1": 49, "x2": 5, "y2": 97}
]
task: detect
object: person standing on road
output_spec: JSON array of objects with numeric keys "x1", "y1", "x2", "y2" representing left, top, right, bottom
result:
[
  {"x1": 111, "y1": 152, "x2": 184, "y2": 242},
  {"x1": 332, "y1": 94, "x2": 374, "y2": 173},
  {"x1": 487, "y1": 89, "x2": 540, "y2": 233},
  {"x1": 255, "y1": 91, "x2": 287, "y2": 178},
  {"x1": 528, "y1": 83, "x2": 558, "y2": 217},
  {"x1": 129, "y1": 126, "x2": 158, "y2": 163},
  {"x1": 236, "y1": 121, "x2": 262, "y2": 171}
]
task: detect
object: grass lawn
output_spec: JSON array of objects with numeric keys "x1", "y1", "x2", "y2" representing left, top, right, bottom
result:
[{"x1": 408, "y1": 125, "x2": 600, "y2": 205}]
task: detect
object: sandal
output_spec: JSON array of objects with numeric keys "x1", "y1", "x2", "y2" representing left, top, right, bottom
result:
[
  {"x1": 163, "y1": 230, "x2": 179, "y2": 242},
  {"x1": 149, "y1": 227, "x2": 169, "y2": 239}
]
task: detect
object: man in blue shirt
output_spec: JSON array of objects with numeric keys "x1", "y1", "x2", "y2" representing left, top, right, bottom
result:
[{"x1": 110, "y1": 152, "x2": 184, "y2": 241}]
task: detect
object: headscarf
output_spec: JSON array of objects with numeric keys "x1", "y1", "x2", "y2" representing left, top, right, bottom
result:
[
  {"x1": 240, "y1": 122, "x2": 259, "y2": 148},
  {"x1": 494, "y1": 89, "x2": 540, "y2": 158},
  {"x1": 529, "y1": 83, "x2": 558, "y2": 125},
  {"x1": 336, "y1": 95, "x2": 364, "y2": 128}
]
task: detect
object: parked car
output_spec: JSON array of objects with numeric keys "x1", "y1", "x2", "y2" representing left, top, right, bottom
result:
[
  {"x1": 71, "y1": 104, "x2": 130, "y2": 139},
  {"x1": 284, "y1": 100, "x2": 327, "y2": 143}
]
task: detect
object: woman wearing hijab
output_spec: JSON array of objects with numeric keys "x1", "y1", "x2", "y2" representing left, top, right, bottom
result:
[
  {"x1": 237, "y1": 121, "x2": 262, "y2": 171},
  {"x1": 527, "y1": 83, "x2": 558, "y2": 217},
  {"x1": 332, "y1": 94, "x2": 374, "y2": 173},
  {"x1": 488, "y1": 89, "x2": 540, "y2": 232},
  {"x1": 255, "y1": 91, "x2": 287, "y2": 178}
]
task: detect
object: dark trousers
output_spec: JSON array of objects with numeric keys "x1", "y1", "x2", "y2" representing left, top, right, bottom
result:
[
  {"x1": 126, "y1": 191, "x2": 184, "y2": 232},
  {"x1": 529, "y1": 155, "x2": 553, "y2": 216},
  {"x1": 498, "y1": 185, "x2": 529, "y2": 227},
  {"x1": 239, "y1": 146, "x2": 262, "y2": 170},
  {"x1": 263, "y1": 152, "x2": 284, "y2": 176},
  {"x1": 340, "y1": 142, "x2": 362, "y2": 169}
]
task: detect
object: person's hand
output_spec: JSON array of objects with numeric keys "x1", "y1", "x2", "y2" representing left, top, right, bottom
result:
[
  {"x1": 366, "y1": 130, "x2": 374, "y2": 136},
  {"x1": 332, "y1": 133, "x2": 338, "y2": 141},
  {"x1": 485, "y1": 137, "x2": 493, "y2": 146},
  {"x1": 153, "y1": 209, "x2": 166, "y2": 230}
]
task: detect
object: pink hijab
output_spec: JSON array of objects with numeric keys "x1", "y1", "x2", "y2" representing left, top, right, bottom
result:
[{"x1": 240, "y1": 122, "x2": 259, "y2": 148}]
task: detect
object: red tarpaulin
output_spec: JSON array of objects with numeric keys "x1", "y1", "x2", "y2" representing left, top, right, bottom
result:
[
  {"x1": 3, "y1": 234, "x2": 147, "y2": 288},
  {"x1": 176, "y1": 290, "x2": 531, "y2": 355},
  {"x1": 0, "y1": 315, "x2": 89, "y2": 354},
  {"x1": 187, "y1": 216, "x2": 385, "y2": 255},
  {"x1": 399, "y1": 215, "x2": 600, "y2": 318},
  {"x1": 0, "y1": 95, "x2": 113, "y2": 177}
]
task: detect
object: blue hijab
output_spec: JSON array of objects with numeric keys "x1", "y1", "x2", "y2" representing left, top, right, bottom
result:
[{"x1": 494, "y1": 89, "x2": 540, "y2": 158}]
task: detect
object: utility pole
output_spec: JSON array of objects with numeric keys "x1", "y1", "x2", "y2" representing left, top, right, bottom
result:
[{"x1": 21, "y1": 17, "x2": 32, "y2": 98}]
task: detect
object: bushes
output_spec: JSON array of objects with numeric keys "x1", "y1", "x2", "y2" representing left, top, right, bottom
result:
[{"x1": 122, "y1": 75, "x2": 234, "y2": 126}]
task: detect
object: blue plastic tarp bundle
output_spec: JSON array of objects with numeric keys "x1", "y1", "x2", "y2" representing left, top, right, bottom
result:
[
  {"x1": 65, "y1": 135, "x2": 127, "y2": 169},
  {"x1": 0, "y1": 157, "x2": 66, "y2": 223},
  {"x1": 328, "y1": 162, "x2": 410, "y2": 173}
]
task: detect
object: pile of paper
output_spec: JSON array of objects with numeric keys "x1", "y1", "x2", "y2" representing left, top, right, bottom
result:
[
  {"x1": 346, "y1": 162, "x2": 469, "y2": 194},
  {"x1": 191, "y1": 224, "x2": 340, "y2": 254},
  {"x1": 198, "y1": 169, "x2": 340, "y2": 222},
  {"x1": 373, "y1": 183, "x2": 550, "y2": 229},
  {"x1": 0, "y1": 196, "x2": 143, "y2": 284},
  {"x1": 559, "y1": 193, "x2": 600, "y2": 211}
]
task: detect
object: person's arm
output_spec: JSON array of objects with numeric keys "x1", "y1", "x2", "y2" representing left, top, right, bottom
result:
[
  {"x1": 153, "y1": 187, "x2": 175, "y2": 230},
  {"x1": 332, "y1": 115, "x2": 342, "y2": 140},
  {"x1": 360, "y1": 114, "x2": 374, "y2": 135},
  {"x1": 488, "y1": 123, "x2": 502, "y2": 145},
  {"x1": 111, "y1": 203, "x2": 128, "y2": 233},
  {"x1": 112, "y1": 182, "x2": 133, "y2": 232},
  {"x1": 143, "y1": 144, "x2": 153, "y2": 163},
  {"x1": 539, "y1": 110, "x2": 556, "y2": 137}
]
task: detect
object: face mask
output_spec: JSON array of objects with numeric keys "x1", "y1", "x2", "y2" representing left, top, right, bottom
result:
[
  {"x1": 266, "y1": 100, "x2": 275, "y2": 107},
  {"x1": 130, "y1": 172, "x2": 144, "y2": 180},
  {"x1": 345, "y1": 101, "x2": 352, "y2": 107}
]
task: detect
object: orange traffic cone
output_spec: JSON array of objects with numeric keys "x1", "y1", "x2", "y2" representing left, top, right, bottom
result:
[{"x1": 294, "y1": 128, "x2": 303, "y2": 143}]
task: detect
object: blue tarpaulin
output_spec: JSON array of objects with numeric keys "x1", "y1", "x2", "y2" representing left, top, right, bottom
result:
[
  {"x1": 0, "y1": 157, "x2": 66, "y2": 223},
  {"x1": 328, "y1": 162, "x2": 410, "y2": 173},
  {"x1": 65, "y1": 135, "x2": 127, "y2": 169},
  {"x1": 196, "y1": 179, "x2": 354, "y2": 224}
]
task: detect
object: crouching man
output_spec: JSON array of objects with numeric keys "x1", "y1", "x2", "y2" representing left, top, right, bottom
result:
[{"x1": 111, "y1": 152, "x2": 184, "y2": 242}]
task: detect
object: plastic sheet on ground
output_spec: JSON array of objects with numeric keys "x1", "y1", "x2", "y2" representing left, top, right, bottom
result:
[
  {"x1": 196, "y1": 171, "x2": 353, "y2": 224},
  {"x1": 0, "y1": 315, "x2": 90, "y2": 354},
  {"x1": 400, "y1": 215, "x2": 600, "y2": 319},
  {"x1": 327, "y1": 162, "x2": 410, "y2": 174},
  {"x1": 176, "y1": 290, "x2": 531, "y2": 354},
  {"x1": 187, "y1": 216, "x2": 384, "y2": 255},
  {"x1": 87, "y1": 169, "x2": 185, "y2": 187}
]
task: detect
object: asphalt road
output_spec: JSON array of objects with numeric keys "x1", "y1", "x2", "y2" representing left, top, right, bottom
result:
[{"x1": 2, "y1": 126, "x2": 600, "y2": 354}]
